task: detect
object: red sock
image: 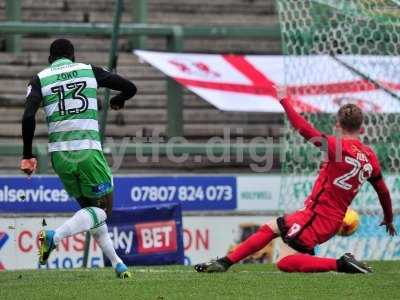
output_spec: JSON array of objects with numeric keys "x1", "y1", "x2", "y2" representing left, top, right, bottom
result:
[
  {"x1": 277, "y1": 253, "x2": 337, "y2": 273},
  {"x1": 227, "y1": 225, "x2": 277, "y2": 263}
]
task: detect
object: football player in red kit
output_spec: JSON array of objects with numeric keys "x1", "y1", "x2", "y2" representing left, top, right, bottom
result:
[{"x1": 195, "y1": 86, "x2": 396, "y2": 274}]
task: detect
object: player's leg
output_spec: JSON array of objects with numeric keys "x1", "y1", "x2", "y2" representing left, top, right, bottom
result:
[
  {"x1": 194, "y1": 220, "x2": 279, "y2": 272},
  {"x1": 86, "y1": 193, "x2": 130, "y2": 278},
  {"x1": 276, "y1": 213, "x2": 372, "y2": 273},
  {"x1": 90, "y1": 217, "x2": 123, "y2": 268},
  {"x1": 41, "y1": 150, "x2": 130, "y2": 277},
  {"x1": 39, "y1": 205, "x2": 107, "y2": 264},
  {"x1": 78, "y1": 150, "x2": 131, "y2": 278},
  {"x1": 275, "y1": 213, "x2": 339, "y2": 273},
  {"x1": 194, "y1": 209, "x2": 315, "y2": 273},
  {"x1": 227, "y1": 220, "x2": 279, "y2": 264},
  {"x1": 276, "y1": 242, "x2": 338, "y2": 273},
  {"x1": 39, "y1": 152, "x2": 97, "y2": 265},
  {"x1": 276, "y1": 245, "x2": 371, "y2": 273},
  {"x1": 52, "y1": 205, "x2": 107, "y2": 244},
  {"x1": 38, "y1": 188, "x2": 108, "y2": 264}
]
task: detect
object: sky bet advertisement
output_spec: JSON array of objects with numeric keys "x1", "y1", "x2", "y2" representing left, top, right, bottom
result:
[
  {"x1": 106, "y1": 204, "x2": 184, "y2": 266},
  {"x1": 0, "y1": 176, "x2": 237, "y2": 213},
  {"x1": 0, "y1": 204, "x2": 184, "y2": 270}
]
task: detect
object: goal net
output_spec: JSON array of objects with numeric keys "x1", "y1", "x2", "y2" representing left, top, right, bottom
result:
[{"x1": 277, "y1": 0, "x2": 400, "y2": 259}]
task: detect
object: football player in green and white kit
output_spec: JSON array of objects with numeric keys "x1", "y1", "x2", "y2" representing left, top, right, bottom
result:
[{"x1": 20, "y1": 39, "x2": 137, "y2": 278}]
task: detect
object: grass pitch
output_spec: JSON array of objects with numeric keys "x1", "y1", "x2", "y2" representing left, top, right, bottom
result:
[{"x1": 0, "y1": 262, "x2": 399, "y2": 300}]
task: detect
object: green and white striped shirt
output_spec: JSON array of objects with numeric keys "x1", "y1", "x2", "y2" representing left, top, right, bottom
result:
[{"x1": 37, "y1": 58, "x2": 101, "y2": 152}]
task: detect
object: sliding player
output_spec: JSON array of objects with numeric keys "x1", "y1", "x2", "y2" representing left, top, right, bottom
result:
[
  {"x1": 195, "y1": 86, "x2": 396, "y2": 274},
  {"x1": 20, "y1": 39, "x2": 137, "y2": 278}
]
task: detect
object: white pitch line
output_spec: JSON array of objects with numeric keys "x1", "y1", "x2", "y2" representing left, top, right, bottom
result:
[
  {"x1": 133, "y1": 269, "x2": 282, "y2": 274},
  {"x1": 134, "y1": 269, "x2": 193, "y2": 273}
]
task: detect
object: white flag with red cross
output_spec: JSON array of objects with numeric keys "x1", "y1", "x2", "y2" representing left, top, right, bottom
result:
[{"x1": 134, "y1": 50, "x2": 400, "y2": 113}]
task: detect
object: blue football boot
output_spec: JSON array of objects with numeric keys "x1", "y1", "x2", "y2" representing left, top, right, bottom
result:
[
  {"x1": 38, "y1": 230, "x2": 56, "y2": 265},
  {"x1": 115, "y1": 262, "x2": 132, "y2": 279}
]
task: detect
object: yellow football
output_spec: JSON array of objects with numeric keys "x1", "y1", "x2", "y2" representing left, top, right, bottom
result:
[{"x1": 337, "y1": 208, "x2": 360, "y2": 236}]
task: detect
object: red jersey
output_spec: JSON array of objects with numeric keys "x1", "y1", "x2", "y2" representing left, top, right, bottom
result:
[
  {"x1": 306, "y1": 137, "x2": 381, "y2": 221},
  {"x1": 281, "y1": 97, "x2": 393, "y2": 223}
]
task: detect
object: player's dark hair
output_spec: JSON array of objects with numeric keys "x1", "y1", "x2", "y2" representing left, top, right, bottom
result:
[
  {"x1": 337, "y1": 104, "x2": 363, "y2": 133},
  {"x1": 48, "y1": 39, "x2": 75, "y2": 64}
]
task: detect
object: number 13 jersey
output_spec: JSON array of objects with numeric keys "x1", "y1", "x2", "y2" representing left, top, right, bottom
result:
[{"x1": 37, "y1": 58, "x2": 100, "y2": 152}]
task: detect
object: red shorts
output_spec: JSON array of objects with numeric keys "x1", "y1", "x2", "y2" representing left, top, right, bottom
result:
[{"x1": 277, "y1": 208, "x2": 342, "y2": 254}]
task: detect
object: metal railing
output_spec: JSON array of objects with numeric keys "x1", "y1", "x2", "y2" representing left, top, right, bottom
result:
[{"x1": 0, "y1": 143, "x2": 280, "y2": 174}]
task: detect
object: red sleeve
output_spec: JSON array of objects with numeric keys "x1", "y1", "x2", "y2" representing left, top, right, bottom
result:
[
  {"x1": 370, "y1": 177, "x2": 393, "y2": 223},
  {"x1": 368, "y1": 154, "x2": 393, "y2": 223},
  {"x1": 280, "y1": 97, "x2": 326, "y2": 148},
  {"x1": 369, "y1": 151, "x2": 383, "y2": 180}
]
